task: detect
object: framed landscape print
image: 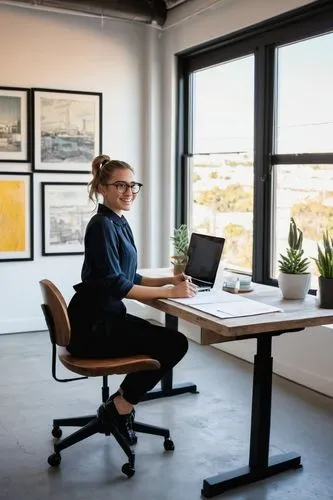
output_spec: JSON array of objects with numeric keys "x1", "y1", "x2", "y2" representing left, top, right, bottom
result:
[
  {"x1": 32, "y1": 89, "x2": 102, "y2": 172},
  {"x1": 41, "y1": 182, "x2": 95, "y2": 256},
  {"x1": 0, "y1": 87, "x2": 29, "y2": 163},
  {"x1": 0, "y1": 173, "x2": 33, "y2": 261}
]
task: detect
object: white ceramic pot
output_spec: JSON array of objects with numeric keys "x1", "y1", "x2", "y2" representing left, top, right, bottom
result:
[{"x1": 278, "y1": 272, "x2": 311, "y2": 300}]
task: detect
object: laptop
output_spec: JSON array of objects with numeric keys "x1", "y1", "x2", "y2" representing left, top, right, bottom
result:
[{"x1": 184, "y1": 233, "x2": 225, "y2": 290}]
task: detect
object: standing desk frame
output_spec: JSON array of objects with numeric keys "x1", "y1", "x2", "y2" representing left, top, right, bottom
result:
[{"x1": 140, "y1": 276, "x2": 333, "y2": 497}]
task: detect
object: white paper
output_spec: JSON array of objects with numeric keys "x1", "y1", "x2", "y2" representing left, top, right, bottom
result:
[
  {"x1": 191, "y1": 300, "x2": 282, "y2": 318},
  {"x1": 169, "y1": 291, "x2": 282, "y2": 318},
  {"x1": 169, "y1": 290, "x2": 244, "y2": 305}
]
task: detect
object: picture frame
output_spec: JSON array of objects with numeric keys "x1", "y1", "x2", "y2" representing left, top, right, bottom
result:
[
  {"x1": 41, "y1": 182, "x2": 96, "y2": 256},
  {"x1": 0, "y1": 173, "x2": 33, "y2": 261},
  {"x1": 32, "y1": 88, "x2": 102, "y2": 172},
  {"x1": 0, "y1": 87, "x2": 30, "y2": 163}
]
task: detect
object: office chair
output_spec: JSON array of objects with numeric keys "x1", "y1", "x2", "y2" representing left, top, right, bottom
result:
[{"x1": 39, "y1": 279, "x2": 174, "y2": 477}]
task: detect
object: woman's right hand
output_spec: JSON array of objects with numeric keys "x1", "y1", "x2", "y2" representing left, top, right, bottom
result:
[{"x1": 168, "y1": 280, "x2": 197, "y2": 298}]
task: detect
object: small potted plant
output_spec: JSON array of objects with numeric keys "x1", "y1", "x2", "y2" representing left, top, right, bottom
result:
[
  {"x1": 278, "y1": 217, "x2": 311, "y2": 299},
  {"x1": 313, "y1": 230, "x2": 333, "y2": 308},
  {"x1": 170, "y1": 224, "x2": 189, "y2": 275}
]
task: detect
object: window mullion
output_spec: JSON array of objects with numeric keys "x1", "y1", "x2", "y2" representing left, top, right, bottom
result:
[
  {"x1": 272, "y1": 153, "x2": 333, "y2": 165},
  {"x1": 253, "y1": 44, "x2": 275, "y2": 283}
]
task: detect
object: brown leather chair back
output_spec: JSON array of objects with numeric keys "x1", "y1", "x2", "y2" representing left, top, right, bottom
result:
[{"x1": 39, "y1": 279, "x2": 71, "y2": 347}]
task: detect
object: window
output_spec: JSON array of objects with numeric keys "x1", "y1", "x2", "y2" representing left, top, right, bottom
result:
[{"x1": 178, "y1": 1, "x2": 333, "y2": 287}]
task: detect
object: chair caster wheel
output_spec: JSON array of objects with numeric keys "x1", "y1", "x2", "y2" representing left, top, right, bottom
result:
[
  {"x1": 48, "y1": 453, "x2": 61, "y2": 467},
  {"x1": 52, "y1": 426, "x2": 62, "y2": 439},
  {"x1": 164, "y1": 438, "x2": 175, "y2": 451},
  {"x1": 121, "y1": 463, "x2": 135, "y2": 477}
]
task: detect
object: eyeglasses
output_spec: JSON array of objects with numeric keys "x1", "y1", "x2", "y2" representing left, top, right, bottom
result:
[{"x1": 105, "y1": 181, "x2": 143, "y2": 194}]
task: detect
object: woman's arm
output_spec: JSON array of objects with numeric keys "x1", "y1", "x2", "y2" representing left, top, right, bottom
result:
[
  {"x1": 126, "y1": 279, "x2": 197, "y2": 301},
  {"x1": 139, "y1": 273, "x2": 190, "y2": 287}
]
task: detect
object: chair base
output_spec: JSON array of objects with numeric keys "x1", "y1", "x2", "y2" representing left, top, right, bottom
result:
[{"x1": 49, "y1": 408, "x2": 174, "y2": 476}]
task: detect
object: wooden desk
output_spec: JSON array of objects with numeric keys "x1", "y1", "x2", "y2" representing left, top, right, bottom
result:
[{"x1": 138, "y1": 269, "x2": 333, "y2": 498}]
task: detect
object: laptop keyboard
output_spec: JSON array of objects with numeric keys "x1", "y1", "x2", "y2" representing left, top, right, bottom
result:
[{"x1": 191, "y1": 278, "x2": 212, "y2": 289}]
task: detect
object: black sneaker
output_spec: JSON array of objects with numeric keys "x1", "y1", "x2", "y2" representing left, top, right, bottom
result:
[
  {"x1": 101, "y1": 399, "x2": 137, "y2": 446},
  {"x1": 105, "y1": 392, "x2": 137, "y2": 445}
]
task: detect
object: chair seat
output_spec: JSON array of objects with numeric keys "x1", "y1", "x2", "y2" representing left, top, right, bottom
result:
[{"x1": 59, "y1": 347, "x2": 161, "y2": 377}]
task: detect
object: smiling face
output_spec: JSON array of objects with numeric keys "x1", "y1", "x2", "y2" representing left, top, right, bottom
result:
[{"x1": 99, "y1": 167, "x2": 137, "y2": 215}]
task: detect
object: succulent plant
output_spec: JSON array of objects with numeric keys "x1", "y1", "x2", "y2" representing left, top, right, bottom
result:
[
  {"x1": 171, "y1": 224, "x2": 189, "y2": 257},
  {"x1": 313, "y1": 230, "x2": 333, "y2": 278},
  {"x1": 278, "y1": 218, "x2": 310, "y2": 274}
]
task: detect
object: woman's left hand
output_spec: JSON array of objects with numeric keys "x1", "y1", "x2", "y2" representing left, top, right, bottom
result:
[{"x1": 172, "y1": 273, "x2": 192, "y2": 285}]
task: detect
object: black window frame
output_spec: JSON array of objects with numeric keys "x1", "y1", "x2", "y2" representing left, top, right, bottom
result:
[{"x1": 176, "y1": 0, "x2": 333, "y2": 287}]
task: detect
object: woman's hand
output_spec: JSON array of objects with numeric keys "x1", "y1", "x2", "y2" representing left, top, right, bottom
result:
[
  {"x1": 168, "y1": 279, "x2": 197, "y2": 298},
  {"x1": 172, "y1": 273, "x2": 192, "y2": 285}
]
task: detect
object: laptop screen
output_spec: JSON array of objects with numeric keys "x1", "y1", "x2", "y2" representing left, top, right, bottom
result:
[{"x1": 185, "y1": 233, "x2": 225, "y2": 285}]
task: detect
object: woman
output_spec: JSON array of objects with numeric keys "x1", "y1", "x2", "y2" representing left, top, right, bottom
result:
[{"x1": 67, "y1": 154, "x2": 197, "y2": 444}]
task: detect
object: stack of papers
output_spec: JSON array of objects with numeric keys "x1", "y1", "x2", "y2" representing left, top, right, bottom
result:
[{"x1": 169, "y1": 291, "x2": 282, "y2": 319}]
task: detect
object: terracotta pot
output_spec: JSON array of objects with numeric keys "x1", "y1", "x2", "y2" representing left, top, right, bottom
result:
[
  {"x1": 318, "y1": 276, "x2": 333, "y2": 308},
  {"x1": 172, "y1": 263, "x2": 187, "y2": 275},
  {"x1": 171, "y1": 255, "x2": 188, "y2": 276}
]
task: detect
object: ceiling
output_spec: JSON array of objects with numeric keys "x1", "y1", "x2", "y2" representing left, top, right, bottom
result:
[{"x1": 2, "y1": 0, "x2": 191, "y2": 26}]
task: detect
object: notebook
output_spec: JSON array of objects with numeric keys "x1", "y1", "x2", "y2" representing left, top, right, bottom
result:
[{"x1": 185, "y1": 233, "x2": 225, "y2": 290}]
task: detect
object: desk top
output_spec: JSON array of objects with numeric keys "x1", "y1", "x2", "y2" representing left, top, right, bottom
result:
[{"x1": 139, "y1": 268, "x2": 333, "y2": 340}]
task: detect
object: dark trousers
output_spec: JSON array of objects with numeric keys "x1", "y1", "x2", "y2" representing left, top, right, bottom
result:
[{"x1": 71, "y1": 314, "x2": 188, "y2": 405}]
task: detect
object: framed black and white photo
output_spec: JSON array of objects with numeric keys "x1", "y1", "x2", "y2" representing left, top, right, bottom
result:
[
  {"x1": 0, "y1": 173, "x2": 33, "y2": 261},
  {"x1": 41, "y1": 182, "x2": 95, "y2": 256},
  {"x1": 0, "y1": 87, "x2": 29, "y2": 163},
  {"x1": 33, "y1": 89, "x2": 102, "y2": 172}
]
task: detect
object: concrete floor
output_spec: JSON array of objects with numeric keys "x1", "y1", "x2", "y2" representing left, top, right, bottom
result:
[{"x1": 0, "y1": 331, "x2": 333, "y2": 500}]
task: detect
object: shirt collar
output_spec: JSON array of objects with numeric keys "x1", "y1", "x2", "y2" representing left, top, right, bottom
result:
[{"x1": 97, "y1": 203, "x2": 127, "y2": 226}]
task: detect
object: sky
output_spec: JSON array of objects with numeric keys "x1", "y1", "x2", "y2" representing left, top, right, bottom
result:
[{"x1": 193, "y1": 30, "x2": 333, "y2": 155}]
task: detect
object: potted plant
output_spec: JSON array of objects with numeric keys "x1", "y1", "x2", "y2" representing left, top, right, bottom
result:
[
  {"x1": 170, "y1": 224, "x2": 189, "y2": 275},
  {"x1": 278, "y1": 217, "x2": 311, "y2": 299},
  {"x1": 313, "y1": 230, "x2": 333, "y2": 308}
]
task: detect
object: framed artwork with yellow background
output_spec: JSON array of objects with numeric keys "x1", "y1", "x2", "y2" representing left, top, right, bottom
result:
[{"x1": 0, "y1": 173, "x2": 33, "y2": 261}]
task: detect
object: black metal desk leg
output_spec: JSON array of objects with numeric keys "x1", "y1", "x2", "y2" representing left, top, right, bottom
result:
[
  {"x1": 202, "y1": 335, "x2": 302, "y2": 498},
  {"x1": 141, "y1": 313, "x2": 198, "y2": 402}
]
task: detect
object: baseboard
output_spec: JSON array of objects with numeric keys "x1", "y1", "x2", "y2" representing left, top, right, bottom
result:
[
  {"x1": 216, "y1": 339, "x2": 333, "y2": 398},
  {"x1": 0, "y1": 317, "x2": 46, "y2": 334},
  {"x1": 273, "y1": 358, "x2": 333, "y2": 398}
]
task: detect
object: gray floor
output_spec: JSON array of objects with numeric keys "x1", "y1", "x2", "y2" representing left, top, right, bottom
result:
[{"x1": 1, "y1": 332, "x2": 333, "y2": 500}]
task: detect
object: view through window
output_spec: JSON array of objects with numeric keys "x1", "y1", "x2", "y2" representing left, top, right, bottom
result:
[
  {"x1": 273, "y1": 32, "x2": 333, "y2": 284},
  {"x1": 191, "y1": 55, "x2": 254, "y2": 273}
]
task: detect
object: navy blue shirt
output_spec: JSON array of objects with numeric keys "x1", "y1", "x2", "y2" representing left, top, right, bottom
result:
[
  {"x1": 68, "y1": 204, "x2": 142, "y2": 347},
  {"x1": 81, "y1": 203, "x2": 142, "y2": 298}
]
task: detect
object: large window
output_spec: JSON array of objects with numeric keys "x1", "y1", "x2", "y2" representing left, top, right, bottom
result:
[{"x1": 178, "y1": 1, "x2": 333, "y2": 287}]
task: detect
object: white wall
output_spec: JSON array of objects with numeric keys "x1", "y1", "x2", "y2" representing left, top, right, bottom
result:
[
  {"x1": 0, "y1": 3, "x2": 163, "y2": 333},
  {"x1": 159, "y1": 0, "x2": 333, "y2": 397}
]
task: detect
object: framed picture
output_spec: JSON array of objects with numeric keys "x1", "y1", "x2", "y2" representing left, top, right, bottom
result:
[
  {"x1": 0, "y1": 173, "x2": 33, "y2": 261},
  {"x1": 0, "y1": 87, "x2": 30, "y2": 163},
  {"x1": 41, "y1": 182, "x2": 96, "y2": 256},
  {"x1": 32, "y1": 88, "x2": 102, "y2": 172}
]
